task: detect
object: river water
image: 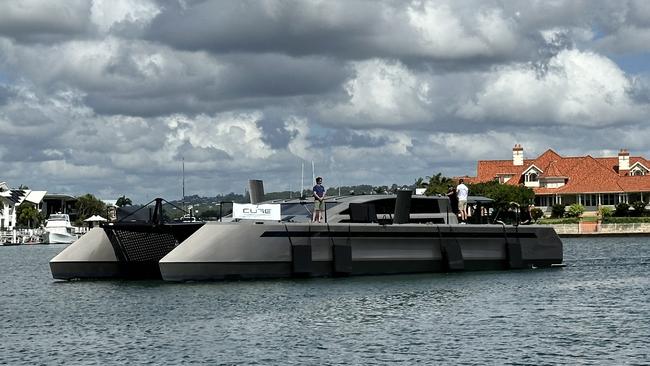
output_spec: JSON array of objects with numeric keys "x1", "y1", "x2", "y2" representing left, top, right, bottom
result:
[{"x1": 1, "y1": 237, "x2": 648, "y2": 365}]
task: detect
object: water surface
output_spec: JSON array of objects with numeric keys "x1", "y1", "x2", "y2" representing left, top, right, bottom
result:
[{"x1": 1, "y1": 237, "x2": 648, "y2": 365}]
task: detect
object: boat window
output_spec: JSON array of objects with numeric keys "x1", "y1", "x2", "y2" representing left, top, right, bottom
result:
[
  {"x1": 411, "y1": 198, "x2": 440, "y2": 214},
  {"x1": 340, "y1": 198, "x2": 441, "y2": 215}
]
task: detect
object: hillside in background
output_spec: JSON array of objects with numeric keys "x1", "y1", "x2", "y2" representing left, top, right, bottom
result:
[{"x1": 161, "y1": 183, "x2": 417, "y2": 220}]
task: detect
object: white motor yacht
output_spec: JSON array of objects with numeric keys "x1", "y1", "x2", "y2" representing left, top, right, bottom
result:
[{"x1": 44, "y1": 214, "x2": 77, "y2": 244}]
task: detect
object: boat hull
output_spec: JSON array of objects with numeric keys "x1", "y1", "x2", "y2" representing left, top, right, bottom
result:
[
  {"x1": 50, "y1": 223, "x2": 204, "y2": 280},
  {"x1": 44, "y1": 232, "x2": 77, "y2": 244},
  {"x1": 159, "y1": 222, "x2": 563, "y2": 281}
]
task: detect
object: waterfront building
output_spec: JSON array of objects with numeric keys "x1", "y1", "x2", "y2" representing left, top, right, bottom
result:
[
  {"x1": 465, "y1": 145, "x2": 650, "y2": 213},
  {"x1": 0, "y1": 182, "x2": 47, "y2": 230},
  {"x1": 42, "y1": 193, "x2": 78, "y2": 220}
]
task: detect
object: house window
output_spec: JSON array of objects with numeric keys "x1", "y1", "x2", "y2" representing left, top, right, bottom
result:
[
  {"x1": 525, "y1": 172, "x2": 538, "y2": 182},
  {"x1": 534, "y1": 195, "x2": 552, "y2": 206},
  {"x1": 601, "y1": 194, "x2": 618, "y2": 205},
  {"x1": 581, "y1": 194, "x2": 597, "y2": 206},
  {"x1": 632, "y1": 169, "x2": 645, "y2": 176}
]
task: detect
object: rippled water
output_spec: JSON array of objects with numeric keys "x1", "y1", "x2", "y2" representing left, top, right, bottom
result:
[{"x1": 1, "y1": 237, "x2": 649, "y2": 365}]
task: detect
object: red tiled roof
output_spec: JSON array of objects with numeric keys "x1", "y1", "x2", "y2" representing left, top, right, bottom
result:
[
  {"x1": 539, "y1": 160, "x2": 564, "y2": 178},
  {"x1": 469, "y1": 148, "x2": 650, "y2": 194}
]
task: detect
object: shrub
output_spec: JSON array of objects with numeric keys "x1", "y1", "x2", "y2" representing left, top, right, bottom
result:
[
  {"x1": 530, "y1": 207, "x2": 544, "y2": 222},
  {"x1": 538, "y1": 217, "x2": 580, "y2": 224},
  {"x1": 551, "y1": 204, "x2": 566, "y2": 218},
  {"x1": 630, "y1": 201, "x2": 647, "y2": 217},
  {"x1": 614, "y1": 202, "x2": 630, "y2": 217},
  {"x1": 566, "y1": 203, "x2": 585, "y2": 218},
  {"x1": 598, "y1": 206, "x2": 613, "y2": 218},
  {"x1": 602, "y1": 216, "x2": 650, "y2": 224}
]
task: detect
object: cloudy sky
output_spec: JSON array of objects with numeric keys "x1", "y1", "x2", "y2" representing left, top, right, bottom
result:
[{"x1": 2, "y1": 0, "x2": 650, "y2": 202}]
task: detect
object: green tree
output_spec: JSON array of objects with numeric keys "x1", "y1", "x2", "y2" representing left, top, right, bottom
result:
[
  {"x1": 116, "y1": 195, "x2": 133, "y2": 207},
  {"x1": 414, "y1": 177, "x2": 426, "y2": 188},
  {"x1": 16, "y1": 204, "x2": 43, "y2": 228},
  {"x1": 468, "y1": 181, "x2": 535, "y2": 212},
  {"x1": 424, "y1": 173, "x2": 454, "y2": 195},
  {"x1": 75, "y1": 194, "x2": 107, "y2": 223}
]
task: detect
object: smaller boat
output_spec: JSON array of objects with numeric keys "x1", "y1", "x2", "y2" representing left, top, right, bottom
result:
[{"x1": 43, "y1": 214, "x2": 77, "y2": 244}]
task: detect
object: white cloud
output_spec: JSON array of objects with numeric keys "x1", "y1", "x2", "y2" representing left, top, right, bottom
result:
[
  {"x1": 325, "y1": 59, "x2": 433, "y2": 126},
  {"x1": 166, "y1": 112, "x2": 273, "y2": 162},
  {"x1": 284, "y1": 116, "x2": 311, "y2": 160},
  {"x1": 459, "y1": 49, "x2": 643, "y2": 126},
  {"x1": 407, "y1": 1, "x2": 518, "y2": 58},
  {"x1": 91, "y1": 0, "x2": 160, "y2": 33}
]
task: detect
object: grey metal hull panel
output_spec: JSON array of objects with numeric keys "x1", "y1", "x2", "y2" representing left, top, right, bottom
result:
[
  {"x1": 160, "y1": 259, "x2": 511, "y2": 281},
  {"x1": 159, "y1": 223, "x2": 563, "y2": 281},
  {"x1": 50, "y1": 261, "x2": 123, "y2": 280},
  {"x1": 49, "y1": 227, "x2": 120, "y2": 279}
]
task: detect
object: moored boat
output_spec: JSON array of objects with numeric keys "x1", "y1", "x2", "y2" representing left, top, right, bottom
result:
[
  {"x1": 50, "y1": 189, "x2": 564, "y2": 281},
  {"x1": 43, "y1": 214, "x2": 77, "y2": 244}
]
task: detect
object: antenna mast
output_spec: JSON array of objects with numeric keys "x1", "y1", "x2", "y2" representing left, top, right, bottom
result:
[
  {"x1": 182, "y1": 156, "x2": 185, "y2": 210},
  {"x1": 301, "y1": 162, "x2": 304, "y2": 199}
]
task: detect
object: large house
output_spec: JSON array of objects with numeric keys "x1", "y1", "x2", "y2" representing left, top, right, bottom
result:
[
  {"x1": 465, "y1": 145, "x2": 650, "y2": 212},
  {"x1": 0, "y1": 182, "x2": 47, "y2": 230}
]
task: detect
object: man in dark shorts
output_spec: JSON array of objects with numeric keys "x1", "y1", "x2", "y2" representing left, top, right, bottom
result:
[{"x1": 312, "y1": 176, "x2": 325, "y2": 223}]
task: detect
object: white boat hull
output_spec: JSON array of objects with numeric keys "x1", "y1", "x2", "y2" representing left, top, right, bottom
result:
[{"x1": 44, "y1": 231, "x2": 77, "y2": 244}]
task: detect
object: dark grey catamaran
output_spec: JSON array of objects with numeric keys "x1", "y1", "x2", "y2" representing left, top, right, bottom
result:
[{"x1": 50, "y1": 187, "x2": 563, "y2": 281}]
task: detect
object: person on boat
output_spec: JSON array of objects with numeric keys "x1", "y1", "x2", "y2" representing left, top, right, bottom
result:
[
  {"x1": 446, "y1": 185, "x2": 459, "y2": 216},
  {"x1": 519, "y1": 204, "x2": 533, "y2": 225},
  {"x1": 456, "y1": 179, "x2": 469, "y2": 222},
  {"x1": 312, "y1": 176, "x2": 325, "y2": 223}
]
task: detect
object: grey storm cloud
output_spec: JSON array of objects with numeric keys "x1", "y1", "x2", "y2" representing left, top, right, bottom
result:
[
  {"x1": 2, "y1": 0, "x2": 650, "y2": 202},
  {"x1": 0, "y1": 1, "x2": 92, "y2": 43}
]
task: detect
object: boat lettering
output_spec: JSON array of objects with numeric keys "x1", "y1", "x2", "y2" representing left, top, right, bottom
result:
[{"x1": 243, "y1": 208, "x2": 272, "y2": 214}]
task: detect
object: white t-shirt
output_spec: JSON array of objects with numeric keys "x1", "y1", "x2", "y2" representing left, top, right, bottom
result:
[{"x1": 456, "y1": 183, "x2": 469, "y2": 200}]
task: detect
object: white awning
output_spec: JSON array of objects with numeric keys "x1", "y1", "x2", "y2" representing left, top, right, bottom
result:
[{"x1": 84, "y1": 215, "x2": 107, "y2": 222}]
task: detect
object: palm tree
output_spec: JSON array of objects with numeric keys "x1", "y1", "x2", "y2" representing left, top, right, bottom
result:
[
  {"x1": 425, "y1": 172, "x2": 454, "y2": 195},
  {"x1": 116, "y1": 195, "x2": 133, "y2": 207}
]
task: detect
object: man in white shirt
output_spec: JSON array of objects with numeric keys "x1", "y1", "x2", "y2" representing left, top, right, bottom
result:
[{"x1": 456, "y1": 179, "x2": 469, "y2": 223}]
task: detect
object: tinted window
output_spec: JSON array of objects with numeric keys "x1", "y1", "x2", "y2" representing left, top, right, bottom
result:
[{"x1": 340, "y1": 197, "x2": 441, "y2": 214}]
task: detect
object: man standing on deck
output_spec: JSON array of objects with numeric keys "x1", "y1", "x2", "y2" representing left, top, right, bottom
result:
[
  {"x1": 312, "y1": 176, "x2": 325, "y2": 223},
  {"x1": 456, "y1": 179, "x2": 469, "y2": 223}
]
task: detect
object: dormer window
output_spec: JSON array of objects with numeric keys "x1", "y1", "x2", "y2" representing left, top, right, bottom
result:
[
  {"x1": 629, "y1": 162, "x2": 649, "y2": 176},
  {"x1": 525, "y1": 172, "x2": 538, "y2": 182}
]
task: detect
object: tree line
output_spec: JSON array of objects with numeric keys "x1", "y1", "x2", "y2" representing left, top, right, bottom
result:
[{"x1": 11, "y1": 172, "x2": 538, "y2": 227}]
